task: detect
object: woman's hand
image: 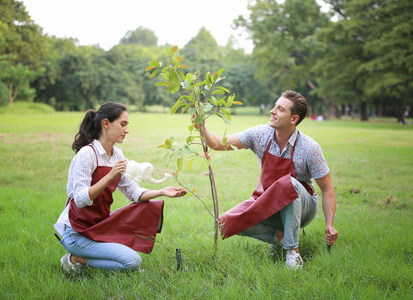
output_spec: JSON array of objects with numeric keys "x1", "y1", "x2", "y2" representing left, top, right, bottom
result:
[
  {"x1": 89, "y1": 159, "x2": 127, "y2": 201},
  {"x1": 108, "y1": 159, "x2": 127, "y2": 180},
  {"x1": 162, "y1": 186, "x2": 187, "y2": 198},
  {"x1": 139, "y1": 187, "x2": 187, "y2": 201}
]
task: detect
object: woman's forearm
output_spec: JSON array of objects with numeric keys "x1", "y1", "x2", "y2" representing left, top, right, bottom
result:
[{"x1": 139, "y1": 190, "x2": 163, "y2": 202}]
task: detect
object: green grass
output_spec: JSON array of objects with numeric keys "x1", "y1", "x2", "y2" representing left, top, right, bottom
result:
[
  {"x1": 0, "y1": 102, "x2": 56, "y2": 114},
  {"x1": 0, "y1": 107, "x2": 412, "y2": 299}
]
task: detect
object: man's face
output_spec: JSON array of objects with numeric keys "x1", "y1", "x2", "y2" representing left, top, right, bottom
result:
[{"x1": 269, "y1": 97, "x2": 296, "y2": 129}]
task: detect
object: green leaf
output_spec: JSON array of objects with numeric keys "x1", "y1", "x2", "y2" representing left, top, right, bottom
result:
[
  {"x1": 221, "y1": 136, "x2": 227, "y2": 146},
  {"x1": 163, "y1": 153, "x2": 172, "y2": 166},
  {"x1": 177, "y1": 70, "x2": 185, "y2": 80},
  {"x1": 168, "y1": 81, "x2": 180, "y2": 94},
  {"x1": 189, "y1": 108, "x2": 197, "y2": 116},
  {"x1": 216, "y1": 68, "x2": 225, "y2": 77},
  {"x1": 227, "y1": 94, "x2": 235, "y2": 106},
  {"x1": 150, "y1": 60, "x2": 161, "y2": 68},
  {"x1": 215, "y1": 77, "x2": 225, "y2": 84},
  {"x1": 216, "y1": 86, "x2": 229, "y2": 93},
  {"x1": 166, "y1": 48, "x2": 172, "y2": 56},
  {"x1": 194, "y1": 114, "x2": 201, "y2": 124},
  {"x1": 221, "y1": 108, "x2": 232, "y2": 121},
  {"x1": 166, "y1": 137, "x2": 174, "y2": 148},
  {"x1": 183, "y1": 145, "x2": 191, "y2": 155},
  {"x1": 222, "y1": 116, "x2": 231, "y2": 126},
  {"x1": 230, "y1": 144, "x2": 238, "y2": 151},
  {"x1": 186, "y1": 135, "x2": 194, "y2": 144},
  {"x1": 155, "y1": 81, "x2": 168, "y2": 87},
  {"x1": 149, "y1": 69, "x2": 159, "y2": 79},
  {"x1": 187, "y1": 158, "x2": 195, "y2": 170},
  {"x1": 211, "y1": 90, "x2": 225, "y2": 95},
  {"x1": 188, "y1": 124, "x2": 195, "y2": 132},
  {"x1": 204, "y1": 103, "x2": 213, "y2": 112},
  {"x1": 170, "y1": 101, "x2": 183, "y2": 115},
  {"x1": 174, "y1": 149, "x2": 183, "y2": 159},
  {"x1": 181, "y1": 104, "x2": 190, "y2": 114},
  {"x1": 177, "y1": 157, "x2": 183, "y2": 170}
]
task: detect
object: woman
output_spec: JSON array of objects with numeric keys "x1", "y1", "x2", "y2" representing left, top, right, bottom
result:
[{"x1": 54, "y1": 102, "x2": 186, "y2": 275}]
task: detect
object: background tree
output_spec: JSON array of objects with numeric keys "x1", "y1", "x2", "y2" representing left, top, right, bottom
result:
[
  {"x1": 355, "y1": 0, "x2": 413, "y2": 122},
  {"x1": 47, "y1": 45, "x2": 104, "y2": 111},
  {"x1": 235, "y1": 0, "x2": 329, "y2": 114},
  {"x1": 0, "y1": 0, "x2": 46, "y2": 106},
  {"x1": 312, "y1": 7, "x2": 370, "y2": 120},
  {"x1": 182, "y1": 28, "x2": 223, "y2": 77},
  {"x1": 119, "y1": 26, "x2": 158, "y2": 47},
  {"x1": 1, "y1": 60, "x2": 40, "y2": 106},
  {"x1": 32, "y1": 36, "x2": 78, "y2": 107},
  {"x1": 221, "y1": 42, "x2": 273, "y2": 109},
  {"x1": 314, "y1": 0, "x2": 413, "y2": 121}
]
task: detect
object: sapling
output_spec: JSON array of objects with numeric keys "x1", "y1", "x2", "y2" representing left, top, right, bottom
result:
[{"x1": 146, "y1": 46, "x2": 242, "y2": 251}]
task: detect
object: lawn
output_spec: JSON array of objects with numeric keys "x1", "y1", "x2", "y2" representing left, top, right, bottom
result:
[{"x1": 0, "y1": 105, "x2": 412, "y2": 299}]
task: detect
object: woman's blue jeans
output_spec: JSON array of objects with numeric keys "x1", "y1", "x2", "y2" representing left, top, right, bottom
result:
[
  {"x1": 239, "y1": 177, "x2": 318, "y2": 250},
  {"x1": 60, "y1": 225, "x2": 142, "y2": 272}
]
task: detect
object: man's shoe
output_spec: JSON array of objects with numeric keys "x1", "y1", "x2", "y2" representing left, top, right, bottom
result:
[
  {"x1": 60, "y1": 253, "x2": 84, "y2": 276},
  {"x1": 285, "y1": 250, "x2": 303, "y2": 269}
]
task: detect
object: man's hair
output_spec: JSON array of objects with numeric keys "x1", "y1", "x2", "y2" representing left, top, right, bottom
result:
[{"x1": 281, "y1": 90, "x2": 308, "y2": 126}]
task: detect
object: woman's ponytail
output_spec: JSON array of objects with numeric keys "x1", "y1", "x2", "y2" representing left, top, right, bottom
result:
[{"x1": 72, "y1": 109, "x2": 99, "y2": 153}]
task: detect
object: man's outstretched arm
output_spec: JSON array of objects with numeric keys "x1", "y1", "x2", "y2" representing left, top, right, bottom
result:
[
  {"x1": 315, "y1": 173, "x2": 339, "y2": 246},
  {"x1": 191, "y1": 114, "x2": 244, "y2": 151}
]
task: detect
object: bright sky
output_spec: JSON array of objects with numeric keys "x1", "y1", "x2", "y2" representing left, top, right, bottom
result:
[{"x1": 22, "y1": 0, "x2": 254, "y2": 53}]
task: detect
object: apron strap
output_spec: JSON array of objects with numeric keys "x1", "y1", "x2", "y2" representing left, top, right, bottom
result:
[
  {"x1": 269, "y1": 132, "x2": 315, "y2": 195},
  {"x1": 87, "y1": 144, "x2": 99, "y2": 167},
  {"x1": 64, "y1": 144, "x2": 99, "y2": 208},
  {"x1": 65, "y1": 197, "x2": 73, "y2": 207}
]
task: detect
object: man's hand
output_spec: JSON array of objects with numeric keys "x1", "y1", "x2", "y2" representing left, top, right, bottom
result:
[
  {"x1": 325, "y1": 226, "x2": 339, "y2": 246},
  {"x1": 191, "y1": 113, "x2": 202, "y2": 131}
]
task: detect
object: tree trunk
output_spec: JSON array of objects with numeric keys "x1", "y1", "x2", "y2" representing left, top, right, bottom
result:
[
  {"x1": 200, "y1": 110, "x2": 220, "y2": 254},
  {"x1": 360, "y1": 101, "x2": 369, "y2": 121},
  {"x1": 397, "y1": 105, "x2": 405, "y2": 124},
  {"x1": 207, "y1": 165, "x2": 219, "y2": 253}
]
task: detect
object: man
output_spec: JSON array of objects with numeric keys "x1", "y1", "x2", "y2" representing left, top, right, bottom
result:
[{"x1": 193, "y1": 90, "x2": 338, "y2": 269}]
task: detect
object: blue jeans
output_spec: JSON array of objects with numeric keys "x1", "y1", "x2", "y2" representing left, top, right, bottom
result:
[
  {"x1": 239, "y1": 177, "x2": 318, "y2": 250},
  {"x1": 60, "y1": 226, "x2": 142, "y2": 272}
]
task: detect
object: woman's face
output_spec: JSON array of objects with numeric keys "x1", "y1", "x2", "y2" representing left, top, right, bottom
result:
[{"x1": 105, "y1": 110, "x2": 130, "y2": 144}]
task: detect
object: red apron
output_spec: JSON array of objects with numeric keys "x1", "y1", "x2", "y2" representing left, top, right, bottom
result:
[
  {"x1": 219, "y1": 137, "x2": 314, "y2": 239},
  {"x1": 68, "y1": 145, "x2": 164, "y2": 254}
]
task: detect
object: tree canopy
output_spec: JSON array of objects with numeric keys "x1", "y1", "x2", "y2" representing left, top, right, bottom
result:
[{"x1": 1, "y1": 0, "x2": 412, "y2": 121}]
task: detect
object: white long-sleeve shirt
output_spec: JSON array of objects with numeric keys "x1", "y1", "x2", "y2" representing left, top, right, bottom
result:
[{"x1": 54, "y1": 139, "x2": 147, "y2": 236}]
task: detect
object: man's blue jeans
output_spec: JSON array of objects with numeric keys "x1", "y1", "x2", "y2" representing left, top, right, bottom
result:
[
  {"x1": 60, "y1": 225, "x2": 142, "y2": 272},
  {"x1": 239, "y1": 177, "x2": 318, "y2": 250}
]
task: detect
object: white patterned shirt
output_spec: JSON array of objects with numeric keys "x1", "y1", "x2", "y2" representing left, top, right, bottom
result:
[
  {"x1": 54, "y1": 139, "x2": 147, "y2": 236},
  {"x1": 237, "y1": 125, "x2": 330, "y2": 201}
]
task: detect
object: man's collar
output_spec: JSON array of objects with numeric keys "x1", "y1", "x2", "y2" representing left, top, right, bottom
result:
[{"x1": 287, "y1": 129, "x2": 299, "y2": 146}]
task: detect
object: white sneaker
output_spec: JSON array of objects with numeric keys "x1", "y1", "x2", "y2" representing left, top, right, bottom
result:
[
  {"x1": 60, "y1": 253, "x2": 84, "y2": 276},
  {"x1": 285, "y1": 250, "x2": 303, "y2": 269}
]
